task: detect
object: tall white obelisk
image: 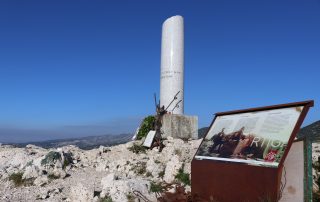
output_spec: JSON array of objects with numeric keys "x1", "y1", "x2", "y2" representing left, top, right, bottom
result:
[{"x1": 160, "y1": 15, "x2": 184, "y2": 114}]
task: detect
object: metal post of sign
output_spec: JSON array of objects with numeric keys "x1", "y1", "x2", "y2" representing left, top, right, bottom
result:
[{"x1": 304, "y1": 136, "x2": 313, "y2": 202}]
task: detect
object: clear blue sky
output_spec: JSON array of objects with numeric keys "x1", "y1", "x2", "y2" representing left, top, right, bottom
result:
[{"x1": 0, "y1": 0, "x2": 319, "y2": 143}]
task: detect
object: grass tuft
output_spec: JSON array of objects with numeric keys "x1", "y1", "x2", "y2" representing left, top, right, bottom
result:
[
  {"x1": 158, "y1": 169, "x2": 165, "y2": 179},
  {"x1": 130, "y1": 162, "x2": 147, "y2": 175},
  {"x1": 175, "y1": 164, "x2": 190, "y2": 186},
  {"x1": 149, "y1": 181, "x2": 165, "y2": 193},
  {"x1": 126, "y1": 193, "x2": 135, "y2": 202},
  {"x1": 128, "y1": 144, "x2": 146, "y2": 154},
  {"x1": 48, "y1": 173, "x2": 60, "y2": 180},
  {"x1": 9, "y1": 172, "x2": 24, "y2": 187},
  {"x1": 99, "y1": 195, "x2": 113, "y2": 202}
]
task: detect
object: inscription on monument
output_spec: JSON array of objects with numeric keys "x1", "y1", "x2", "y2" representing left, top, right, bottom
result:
[{"x1": 160, "y1": 70, "x2": 182, "y2": 79}]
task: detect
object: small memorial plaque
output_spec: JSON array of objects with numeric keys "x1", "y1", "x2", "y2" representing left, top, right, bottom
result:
[{"x1": 143, "y1": 130, "x2": 156, "y2": 148}]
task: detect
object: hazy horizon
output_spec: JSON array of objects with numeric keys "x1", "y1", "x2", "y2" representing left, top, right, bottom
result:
[{"x1": 0, "y1": 116, "x2": 142, "y2": 143}]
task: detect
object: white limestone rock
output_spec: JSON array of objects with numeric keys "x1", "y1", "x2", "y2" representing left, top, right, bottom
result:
[
  {"x1": 101, "y1": 174, "x2": 155, "y2": 202},
  {"x1": 146, "y1": 157, "x2": 165, "y2": 179},
  {"x1": 0, "y1": 137, "x2": 204, "y2": 202},
  {"x1": 96, "y1": 161, "x2": 109, "y2": 172},
  {"x1": 33, "y1": 175, "x2": 48, "y2": 186},
  {"x1": 69, "y1": 183, "x2": 94, "y2": 202},
  {"x1": 99, "y1": 145, "x2": 110, "y2": 154},
  {"x1": 163, "y1": 155, "x2": 183, "y2": 183},
  {"x1": 23, "y1": 165, "x2": 40, "y2": 180},
  {"x1": 52, "y1": 168, "x2": 67, "y2": 179}
]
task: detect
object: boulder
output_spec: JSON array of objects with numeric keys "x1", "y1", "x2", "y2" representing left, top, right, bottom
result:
[
  {"x1": 99, "y1": 146, "x2": 111, "y2": 154},
  {"x1": 164, "y1": 155, "x2": 183, "y2": 183},
  {"x1": 33, "y1": 175, "x2": 48, "y2": 186},
  {"x1": 146, "y1": 157, "x2": 165, "y2": 179},
  {"x1": 23, "y1": 165, "x2": 40, "y2": 180}
]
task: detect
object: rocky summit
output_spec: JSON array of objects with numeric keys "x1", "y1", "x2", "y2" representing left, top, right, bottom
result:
[{"x1": 0, "y1": 137, "x2": 202, "y2": 202}]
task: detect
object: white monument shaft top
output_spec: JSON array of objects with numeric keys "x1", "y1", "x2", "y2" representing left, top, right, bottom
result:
[{"x1": 160, "y1": 15, "x2": 184, "y2": 114}]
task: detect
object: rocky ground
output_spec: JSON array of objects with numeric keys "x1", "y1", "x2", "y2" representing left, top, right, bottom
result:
[{"x1": 0, "y1": 137, "x2": 202, "y2": 202}]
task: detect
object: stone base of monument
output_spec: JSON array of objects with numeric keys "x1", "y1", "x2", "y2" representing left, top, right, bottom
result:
[{"x1": 161, "y1": 114, "x2": 198, "y2": 139}]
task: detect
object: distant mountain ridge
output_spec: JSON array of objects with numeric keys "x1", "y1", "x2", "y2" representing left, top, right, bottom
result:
[
  {"x1": 6, "y1": 121, "x2": 320, "y2": 150},
  {"x1": 198, "y1": 127, "x2": 209, "y2": 139},
  {"x1": 12, "y1": 133, "x2": 132, "y2": 150},
  {"x1": 297, "y1": 120, "x2": 320, "y2": 141}
]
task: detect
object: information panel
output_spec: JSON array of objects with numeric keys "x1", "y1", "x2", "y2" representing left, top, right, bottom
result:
[{"x1": 195, "y1": 106, "x2": 303, "y2": 167}]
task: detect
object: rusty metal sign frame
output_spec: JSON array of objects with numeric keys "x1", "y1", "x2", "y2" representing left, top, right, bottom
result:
[{"x1": 191, "y1": 100, "x2": 314, "y2": 202}]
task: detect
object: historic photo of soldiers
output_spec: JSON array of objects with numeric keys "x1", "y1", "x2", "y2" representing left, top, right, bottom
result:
[
  {"x1": 196, "y1": 126, "x2": 287, "y2": 166},
  {"x1": 195, "y1": 107, "x2": 303, "y2": 167}
]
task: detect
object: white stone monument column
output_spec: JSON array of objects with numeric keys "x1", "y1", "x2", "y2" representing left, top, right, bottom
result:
[{"x1": 160, "y1": 15, "x2": 184, "y2": 114}]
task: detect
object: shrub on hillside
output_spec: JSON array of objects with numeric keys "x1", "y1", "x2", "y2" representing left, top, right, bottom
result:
[
  {"x1": 137, "y1": 116, "x2": 155, "y2": 140},
  {"x1": 128, "y1": 144, "x2": 146, "y2": 154},
  {"x1": 41, "y1": 151, "x2": 61, "y2": 166},
  {"x1": 9, "y1": 172, "x2": 24, "y2": 187}
]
